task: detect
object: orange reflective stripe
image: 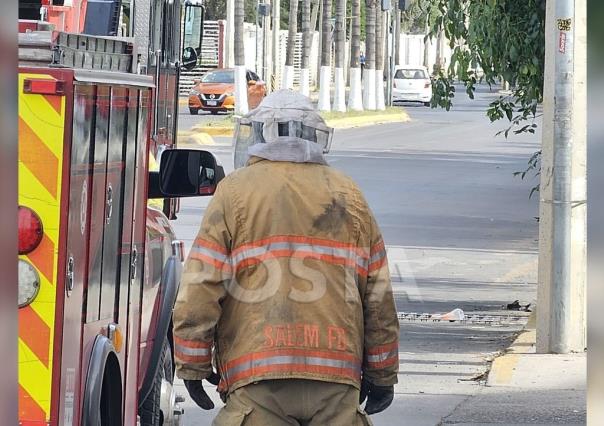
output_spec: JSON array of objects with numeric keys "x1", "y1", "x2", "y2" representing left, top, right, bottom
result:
[
  {"x1": 173, "y1": 336, "x2": 212, "y2": 363},
  {"x1": 189, "y1": 251, "x2": 233, "y2": 273},
  {"x1": 18, "y1": 117, "x2": 60, "y2": 198},
  {"x1": 366, "y1": 342, "x2": 398, "y2": 368},
  {"x1": 221, "y1": 348, "x2": 362, "y2": 388},
  {"x1": 43, "y1": 93, "x2": 63, "y2": 115},
  {"x1": 193, "y1": 237, "x2": 229, "y2": 255},
  {"x1": 189, "y1": 237, "x2": 232, "y2": 273},
  {"x1": 19, "y1": 307, "x2": 51, "y2": 368},
  {"x1": 232, "y1": 235, "x2": 369, "y2": 258},
  {"x1": 234, "y1": 249, "x2": 368, "y2": 276},
  {"x1": 368, "y1": 256, "x2": 387, "y2": 274},
  {"x1": 231, "y1": 235, "x2": 370, "y2": 275},
  {"x1": 26, "y1": 233, "x2": 55, "y2": 283},
  {"x1": 18, "y1": 385, "x2": 45, "y2": 422},
  {"x1": 368, "y1": 239, "x2": 387, "y2": 273},
  {"x1": 370, "y1": 239, "x2": 385, "y2": 254}
]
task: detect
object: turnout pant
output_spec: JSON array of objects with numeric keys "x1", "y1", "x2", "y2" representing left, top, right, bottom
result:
[{"x1": 213, "y1": 379, "x2": 373, "y2": 426}]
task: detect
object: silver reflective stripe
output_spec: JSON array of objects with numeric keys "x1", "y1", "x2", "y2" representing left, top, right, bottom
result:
[
  {"x1": 369, "y1": 249, "x2": 386, "y2": 264},
  {"x1": 191, "y1": 244, "x2": 230, "y2": 264},
  {"x1": 225, "y1": 355, "x2": 361, "y2": 380},
  {"x1": 367, "y1": 349, "x2": 398, "y2": 364},
  {"x1": 232, "y1": 242, "x2": 369, "y2": 270},
  {"x1": 174, "y1": 343, "x2": 210, "y2": 357}
]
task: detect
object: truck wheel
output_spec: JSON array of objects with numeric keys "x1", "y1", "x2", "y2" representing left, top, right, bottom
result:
[
  {"x1": 189, "y1": 108, "x2": 199, "y2": 115},
  {"x1": 140, "y1": 340, "x2": 182, "y2": 426}
]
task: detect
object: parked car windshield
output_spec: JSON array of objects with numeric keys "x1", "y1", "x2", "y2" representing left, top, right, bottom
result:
[
  {"x1": 201, "y1": 70, "x2": 235, "y2": 84},
  {"x1": 394, "y1": 69, "x2": 427, "y2": 79}
]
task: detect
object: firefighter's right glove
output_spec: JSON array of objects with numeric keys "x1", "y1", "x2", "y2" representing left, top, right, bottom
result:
[
  {"x1": 359, "y1": 376, "x2": 394, "y2": 415},
  {"x1": 184, "y1": 372, "x2": 221, "y2": 410}
]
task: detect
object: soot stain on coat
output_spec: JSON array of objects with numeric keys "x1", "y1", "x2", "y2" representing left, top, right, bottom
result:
[
  {"x1": 313, "y1": 197, "x2": 349, "y2": 233},
  {"x1": 207, "y1": 210, "x2": 225, "y2": 226}
]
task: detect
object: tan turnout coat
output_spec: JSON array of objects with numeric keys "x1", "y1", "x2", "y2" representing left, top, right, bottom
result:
[{"x1": 173, "y1": 156, "x2": 399, "y2": 394}]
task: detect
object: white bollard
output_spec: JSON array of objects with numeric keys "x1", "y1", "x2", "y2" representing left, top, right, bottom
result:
[
  {"x1": 348, "y1": 67, "x2": 363, "y2": 111},
  {"x1": 333, "y1": 67, "x2": 346, "y2": 112},
  {"x1": 300, "y1": 68, "x2": 310, "y2": 97},
  {"x1": 375, "y1": 68, "x2": 385, "y2": 110},
  {"x1": 318, "y1": 65, "x2": 331, "y2": 111},
  {"x1": 234, "y1": 65, "x2": 249, "y2": 115},
  {"x1": 363, "y1": 68, "x2": 376, "y2": 110},
  {"x1": 282, "y1": 65, "x2": 295, "y2": 90}
]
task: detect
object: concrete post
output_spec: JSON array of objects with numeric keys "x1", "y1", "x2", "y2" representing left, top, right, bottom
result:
[
  {"x1": 537, "y1": 0, "x2": 586, "y2": 354},
  {"x1": 225, "y1": 0, "x2": 235, "y2": 68},
  {"x1": 272, "y1": 0, "x2": 281, "y2": 90},
  {"x1": 264, "y1": 0, "x2": 272, "y2": 90}
]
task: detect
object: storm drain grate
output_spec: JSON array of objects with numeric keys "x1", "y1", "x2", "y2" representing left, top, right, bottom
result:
[{"x1": 397, "y1": 312, "x2": 529, "y2": 326}]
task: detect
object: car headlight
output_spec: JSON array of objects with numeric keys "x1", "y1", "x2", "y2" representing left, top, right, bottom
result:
[
  {"x1": 225, "y1": 92, "x2": 234, "y2": 97},
  {"x1": 19, "y1": 259, "x2": 40, "y2": 308},
  {"x1": 190, "y1": 88, "x2": 201, "y2": 96}
]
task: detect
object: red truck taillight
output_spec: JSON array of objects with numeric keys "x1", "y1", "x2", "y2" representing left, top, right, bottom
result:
[
  {"x1": 18, "y1": 207, "x2": 43, "y2": 308},
  {"x1": 18, "y1": 206, "x2": 44, "y2": 308},
  {"x1": 18, "y1": 206, "x2": 43, "y2": 255}
]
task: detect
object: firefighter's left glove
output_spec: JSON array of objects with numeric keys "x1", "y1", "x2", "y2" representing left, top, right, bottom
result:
[
  {"x1": 184, "y1": 372, "x2": 221, "y2": 410},
  {"x1": 359, "y1": 376, "x2": 394, "y2": 415}
]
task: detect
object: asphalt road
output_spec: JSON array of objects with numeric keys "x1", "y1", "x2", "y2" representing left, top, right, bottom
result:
[{"x1": 171, "y1": 85, "x2": 543, "y2": 425}]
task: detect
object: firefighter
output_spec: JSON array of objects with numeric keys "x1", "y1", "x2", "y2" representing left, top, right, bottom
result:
[{"x1": 173, "y1": 90, "x2": 400, "y2": 425}]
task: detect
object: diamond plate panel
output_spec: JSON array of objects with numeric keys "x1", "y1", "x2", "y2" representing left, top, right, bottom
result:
[{"x1": 133, "y1": 0, "x2": 151, "y2": 69}]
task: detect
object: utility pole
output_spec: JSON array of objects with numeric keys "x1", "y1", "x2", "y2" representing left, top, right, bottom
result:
[
  {"x1": 264, "y1": 0, "x2": 273, "y2": 88},
  {"x1": 386, "y1": 6, "x2": 395, "y2": 106},
  {"x1": 225, "y1": 0, "x2": 235, "y2": 68},
  {"x1": 272, "y1": 0, "x2": 281, "y2": 91},
  {"x1": 537, "y1": 0, "x2": 586, "y2": 354},
  {"x1": 256, "y1": 0, "x2": 261, "y2": 76},
  {"x1": 315, "y1": 0, "x2": 322, "y2": 92},
  {"x1": 394, "y1": 1, "x2": 400, "y2": 67}
]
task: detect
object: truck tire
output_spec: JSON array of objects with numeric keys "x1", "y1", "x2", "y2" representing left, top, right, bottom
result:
[{"x1": 139, "y1": 340, "x2": 173, "y2": 426}]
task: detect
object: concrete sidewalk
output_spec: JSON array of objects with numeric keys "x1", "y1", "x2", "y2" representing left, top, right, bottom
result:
[{"x1": 442, "y1": 313, "x2": 586, "y2": 425}]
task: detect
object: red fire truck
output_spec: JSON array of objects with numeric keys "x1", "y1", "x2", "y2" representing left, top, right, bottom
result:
[{"x1": 18, "y1": 1, "x2": 219, "y2": 425}]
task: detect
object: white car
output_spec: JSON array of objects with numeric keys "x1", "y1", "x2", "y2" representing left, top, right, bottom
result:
[{"x1": 392, "y1": 65, "x2": 432, "y2": 106}]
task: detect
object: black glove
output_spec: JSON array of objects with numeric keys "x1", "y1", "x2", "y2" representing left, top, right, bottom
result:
[
  {"x1": 359, "y1": 376, "x2": 394, "y2": 415},
  {"x1": 184, "y1": 372, "x2": 221, "y2": 410}
]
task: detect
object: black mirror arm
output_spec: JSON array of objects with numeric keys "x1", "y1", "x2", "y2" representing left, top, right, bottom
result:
[
  {"x1": 198, "y1": 5, "x2": 205, "y2": 53},
  {"x1": 148, "y1": 171, "x2": 164, "y2": 199}
]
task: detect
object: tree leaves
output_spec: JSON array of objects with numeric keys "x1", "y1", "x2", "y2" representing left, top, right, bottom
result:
[{"x1": 424, "y1": 0, "x2": 545, "y2": 195}]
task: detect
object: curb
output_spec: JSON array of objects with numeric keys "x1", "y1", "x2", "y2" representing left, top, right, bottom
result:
[
  {"x1": 325, "y1": 112, "x2": 411, "y2": 129},
  {"x1": 177, "y1": 131, "x2": 216, "y2": 146},
  {"x1": 186, "y1": 111, "x2": 411, "y2": 138},
  {"x1": 486, "y1": 310, "x2": 536, "y2": 387},
  {"x1": 194, "y1": 126, "x2": 234, "y2": 137}
]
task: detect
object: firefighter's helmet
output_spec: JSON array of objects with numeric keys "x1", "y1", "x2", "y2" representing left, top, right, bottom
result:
[{"x1": 233, "y1": 90, "x2": 334, "y2": 169}]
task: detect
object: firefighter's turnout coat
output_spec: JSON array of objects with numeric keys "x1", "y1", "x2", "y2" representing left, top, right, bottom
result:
[{"x1": 174, "y1": 150, "x2": 400, "y2": 394}]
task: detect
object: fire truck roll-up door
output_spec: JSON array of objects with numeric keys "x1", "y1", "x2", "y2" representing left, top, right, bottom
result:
[{"x1": 60, "y1": 71, "x2": 153, "y2": 426}]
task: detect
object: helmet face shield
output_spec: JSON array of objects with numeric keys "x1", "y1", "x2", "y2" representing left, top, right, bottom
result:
[
  {"x1": 233, "y1": 119, "x2": 256, "y2": 169},
  {"x1": 231, "y1": 89, "x2": 334, "y2": 169},
  {"x1": 233, "y1": 118, "x2": 333, "y2": 168}
]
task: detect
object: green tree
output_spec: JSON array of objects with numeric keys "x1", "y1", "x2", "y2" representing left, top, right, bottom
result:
[
  {"x1": 427, "y1": 0, "x2": 545, "y2": 124},
  {"x1": 400, "y1": 0, "x2": 435, "y2": 34},
  {"x1": 426, "y1": 0, "x2": 546, "y2": 194}
]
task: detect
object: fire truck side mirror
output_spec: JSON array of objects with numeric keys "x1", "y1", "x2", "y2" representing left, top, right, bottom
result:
[
  {"x1": 182, "y1": 2, "x2": 205, "y2": 70},
  {"x1": 149, "y1": 149, "x2": 225, "y2": 199}
]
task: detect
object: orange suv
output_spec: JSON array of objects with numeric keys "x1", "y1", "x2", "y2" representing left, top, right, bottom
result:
[{"x1": 188, "y1": 68, "x2": 267, "y2": 115}]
